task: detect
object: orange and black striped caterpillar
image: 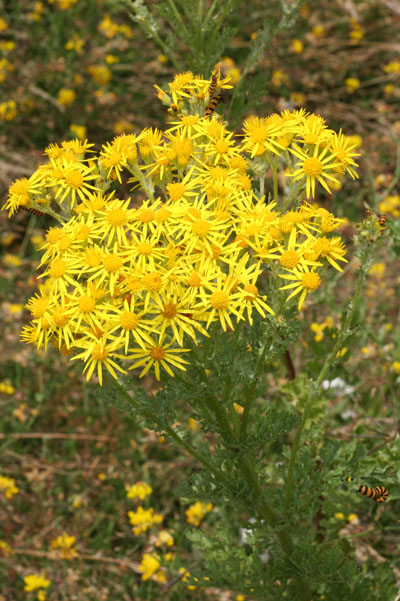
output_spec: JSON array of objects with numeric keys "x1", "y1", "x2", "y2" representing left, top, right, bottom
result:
[
  {"x1": 20, "y1": 206, "x2": 46, "y2": 217},
  {"x1": 365, "y1": 209, "x2": 387, "y2": 227},
  {"x1": 357, "y1": 484, "x2": 389, "y2": 503},
  {"x1": 208, "y1": 73, "x2": 218, "y2": 99},
  {"x1": 204, "y1": 92, "x2": 222, "y2": 118}
]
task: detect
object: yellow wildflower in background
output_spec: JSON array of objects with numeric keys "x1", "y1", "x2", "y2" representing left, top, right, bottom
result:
[
  {"x1": 126, "y1": 481, "x2": 152, "y2": 500},
  {"x1": 139, "y1": 553, "x2": 166, "y2": 582},
  {"x1": 345, "y1": 78, "x2": 360, "y2": 94},
  {"x1": 0, "y1": 381, "x2": 15, "y2": 394},
  {"x1": 50, "y1": 532, "x2": 78, "y2": 559},
  {"x1": 291, "y1": 38, "x2": 303, "y2": 53},
  {"x1": 392, "y1": 361, "x2": 400, "y2": 374},
  {"x1": 57, "y1": 88, "x2": 76, "y2": 107},
  {"x1": 156, "y1": 530, "x2": 174, "y2": 547},
  {"x1": 0, "y1": 475, "x2": 19, "y2": 498},
  {"x1": 185, "y1": 501, "x2": 213, "y2": 526},
  {"x1": 0, "y1": 100, "x2": 17, "y2": 121},
  {"x1": 0, "y1": 540, "x2": 13, "y2": 557},
  {"x1": 128, "y1": 506, "x2": 163, "y2": 535},
  {"x1": 24, "y1": 573, "x2": 50, "y2": 593},
  {"x1": 69, "y1": 124, "x2": 87, "y2": 140}
]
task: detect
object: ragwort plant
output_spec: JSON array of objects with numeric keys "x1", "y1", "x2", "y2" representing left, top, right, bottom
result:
[{"x1": 3, "y1": 71, "x2": 398, "y2": 600}]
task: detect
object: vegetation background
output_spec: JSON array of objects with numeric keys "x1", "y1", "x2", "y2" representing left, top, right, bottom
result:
[{"x1": 1, "y1": 0, "x2": 400, "y2": 600}]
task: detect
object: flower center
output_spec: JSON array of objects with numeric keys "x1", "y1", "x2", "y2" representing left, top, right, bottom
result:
[
  {"x1": 192, "y1": 220, "x2": 211, "y2": 236},
  {"x1": 302, "y1": 272, "x2": 321, "y2": 290},
  {"x1": 103, "y1": 254, "x2": 122, "y2": 272},
  {"x1": 150, "y1": 346, "x2": 165, "y2": 360},
  {"x1": 215, "y1": 140, "x2": 229, "y2": 154},
  {"x1": 167, "y1": 182, "x2": 186, "y2": 201},
  {"x1": 210, "y1": 290, "x2": 229, "y2": 309},
  {"x1": 181, "y1": 115, "x2": 198, "y2": 126},
  {"x1": 188, "y1": 272, "x2": 202, "y2": 287},
  {"x1": 79, "y1": 295, "x2": 96, "y2": 312},
  {"x1": 52, "y1": 309, "x2": 70, "y2": 327},
  {"x1": 243, "y1": 283, "x2": 258, "y2": 299},
  {"x1": 65, "y1": 170, "x2": 84, "y2": 188},
  {"x1": 162, "y1": 302, "x2": 177, "y2": 318},
  {"x1": 120, "y1": 311, "x2": 140, "y2": 330},
  {"x1": 137, "y1": 242, "x2": 153, "y2": 255},
  {"x1": 49, "y1": 259, "x2": 67, "y2": 278},
  {"x1": 138, "y1": 208, "x2": 155, "y2": 223},
  {"x1": 280, "y1": 250, "x2": 300, "y2": 268},
  {"x1": 302, "y1": 157, "x2": 323, "y2": 177},
  {"x1": 91, "y1": 343, "x2": 108, "y2": 361},
  {"x1": 106, "y1": 208, "x2": 127, "y2": 226}
]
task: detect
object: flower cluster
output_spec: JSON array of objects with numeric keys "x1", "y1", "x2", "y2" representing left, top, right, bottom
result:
[
  {"x1": 185, "y1": 501, "x2": 213, "y2": 527},
  {"x1": 3, "y1": 72, "x2": 358, "y2": 383},
  {"x1": 0, "y1": 474, "x2": 19, "y2": 499},
  {"x1": 50, "y1": 532, "x2": 78, "y2": 560}
]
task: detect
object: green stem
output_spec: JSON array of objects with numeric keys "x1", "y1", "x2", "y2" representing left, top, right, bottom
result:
[
  {"x1": 208, "y1": 397, "x2": 311, "y2": 601},
  {"x1": 127, "y1": 164, "x2": 154, "y2": 201},
  {"x1": 166, "y1": 0, "x2": 190, "y2": 41},
  {"x1": 272, "y1": 160, "x2": 279, "y2": 204},
  {"x1": 202, "y1": 0, "x2": 218, "y2": 30},
  {"x1": 240, "y1": 335, "x2": 272, "y2": 438},
  {"x1": 195, "y1": 0, "x2": 203, "y2": 67},
  {"x1": 259, "y1": 175, "x2": 265, "y2": 199},
  {"x1": 284, "y1": 255, "x2": 373, "y2": 512},
  {"x1": 109, "y1": 378, "x2": 228, "y2": 483}
]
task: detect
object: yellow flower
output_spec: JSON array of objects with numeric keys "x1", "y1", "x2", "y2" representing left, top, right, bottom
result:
[
  {"x1": 334, "y1": 512, "x2": 345, "y2": 520},
  {"x1": 139, "y1": 553, "x2": 166, "y2": 582},
  {"x1": 50, "y1": 532, "x2": 77, "y2": 560},
  {"x1": 69, "y1": 124, "x2": 87, "y2": 140},
  {"x1": 24, "y1": 573, "x2": 51, "y2": 592},
  {"x1": 384, "y1": 60, "x2": 400, "y2": 74},
  {"x1": 279, "y1": 264, "x2": 322, "y2": 310},
  {"x1": 126, "y1": 481, "x2": 153, "y2": 500},
  {"x1": 347, "y1": 513, "x2": 358, "y2": 523},
  {"x1": 57, "y1": 88, "x2": 76, "y2": 107},
  {"x1": 392, "y1": 361, "x2": 400, "y2": 374},
  {"x1": 128, "y1": 506, "x2": 163, "y2": 535},
  {"x1": 0, "y1": 475, "x2": 19, "y2": 499},
  {"x1": 291, "y1": 38, "x2": 303, "y2": 53},
  {"x1": 0, "y1": 540, "x2": 13, "y2": 557},
  {"x1": 345, "y1": 78, "x2": 360, "y2": 94},
  {"x1": 185, "y1": 501, "x2": 213, "y2": 526},
  {"x1": 156, "y1": 530, "x2": 174, "y2": 547}
]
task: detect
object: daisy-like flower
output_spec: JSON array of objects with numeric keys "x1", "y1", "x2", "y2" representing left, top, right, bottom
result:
[
  {"x1": 107, "y1": 297, "x2": 155, "y2": 353},
  {"x1": 329, "y1": 131, "x2": 360, "y2": 179},
  {"x1": 304, "y1": 236, "x2": 347, "y2": 271},
  {"x1": 279, "y1": 264, "x2": 322, "y2": 310},
  {"x1": 241, "y1": 116, "x2": 285, "y2": 157},
  {"x1": 72, "y1": 335, "x2": 127, "y2": 385},
  {"x1": 51, "y1": 160, "x2": 101, "y2": 208},
  {"x1": 233, "y1": 263, "x2": 275, "y2": 325},
  {"x1": 289, "y1": 143, "x2": 341, "y2": 198},
  {"x1": 93, "y1": 197, "x2": 136, "y2": 246},
  {"x1": 149, "y1": 291, "x2": 208, "y2": 346},
  {"x1": 192, "y1": 273, "x2": 245, "y2": 331},
  {"x1": 202, "y1": 129, "x2": 238, "y2": 166},
  {"x1": 165, "y1": 167, "x2": 201, "y2": 203},
  {"x1": 165, "y1": 114, "x2": 201, "y2": 138},
  {"x1": 127, "y1": 334, "x2": 191, "y2": 380},
  {"x1": 2, "y1": 171, "x2": 46, "y2": 216},
  {"x1": 260, "y1": 226, "x2": 322, "y2": 269}
]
